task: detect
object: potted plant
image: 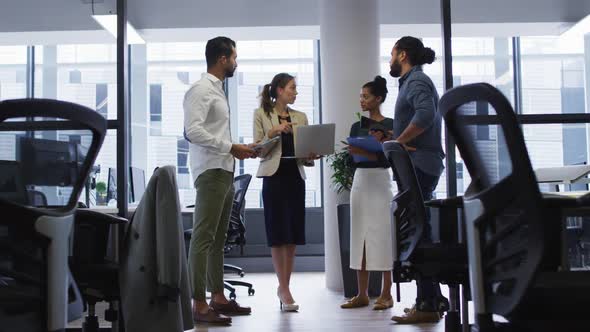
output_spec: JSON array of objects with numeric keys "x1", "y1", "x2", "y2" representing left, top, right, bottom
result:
[
  {"x1": 327, "y1": 147, "x2": 355, "y2": 203},
  {"x1": 96, "y1": 181, "x2": 107, "y2": 205},
  {"x1": 328, "y1": 141, "x2": 360, "y2": 297},
  {"x1": 328, "y1": 112, "x2": 361, "y2": 204}
]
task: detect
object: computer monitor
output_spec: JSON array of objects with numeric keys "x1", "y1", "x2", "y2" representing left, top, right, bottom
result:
[
  {"x1": 130, "y1": 167, "x2": 146, "y2": 204},
  {"x1": 18, "y1": 137, "x2": 81, "y2": 187},
  {"x1": 106, "y1": 167, "x2": 146, "y2": 203},
  {"x1": 0, "y1": 161, "x2": 28, "y2": 205},
  {"x1": 106, "y1": 167, "x2": 118, "y2": 203}
]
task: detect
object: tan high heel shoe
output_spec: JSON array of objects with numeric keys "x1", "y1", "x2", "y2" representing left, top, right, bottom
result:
[{"x1": 278, "y1": 288, "x2": 299, "y2": 312}]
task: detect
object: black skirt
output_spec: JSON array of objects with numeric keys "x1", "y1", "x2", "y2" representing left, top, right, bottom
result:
[{"x1": 262, "y1": 124, "x2": 306, "y2": 247}]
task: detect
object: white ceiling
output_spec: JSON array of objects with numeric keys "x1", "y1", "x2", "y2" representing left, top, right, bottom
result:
[
  {"x1": 0, "y1": 0, "x2": 587, "y2": 44},
  {"x1": 1, "y1": 0, "x2": 589, "y2": 32}
]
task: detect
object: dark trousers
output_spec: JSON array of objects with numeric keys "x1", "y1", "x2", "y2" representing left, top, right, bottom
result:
[{"x1": 414, "y1": 168, "x2": 448, "y2": 312}]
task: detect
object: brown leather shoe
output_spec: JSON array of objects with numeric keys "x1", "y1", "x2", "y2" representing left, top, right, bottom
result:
[
  {"x1": 193, "y1": 308, "x2": 232, "y2": 325},
  {"x1": 210, "y1": 299, "x2": 252, "y2": 315},
  {"x1": 340, "y1": 296, "x2": 370, "y2": 309},
  {"x1": 391, "y1": 305, "x2": 440, "y2": 324},
  {"x1": 403, "y1": 305, "x2": 444, "y2": 316}
]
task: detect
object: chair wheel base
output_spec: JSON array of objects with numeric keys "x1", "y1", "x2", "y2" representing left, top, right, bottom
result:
[
  {"x1": 104, "y1": 308, "x2": 118, "y2": 322},
  {"x1": 82, "y1": 315, "x2": 99, "y2": 332},
  {"x1": 445, "y1": 311, "x2": 461, "y2": 332}
]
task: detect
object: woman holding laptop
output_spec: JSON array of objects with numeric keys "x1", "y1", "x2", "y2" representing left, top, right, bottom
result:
[
  {"x1": 341, "y1": 75, "x2": 395, "y2": 311},
  {"x1": 253, "y1": 72, "x2": 318, "y2": 312}
]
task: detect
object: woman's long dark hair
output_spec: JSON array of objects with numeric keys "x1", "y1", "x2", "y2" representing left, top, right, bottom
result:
[{"x1": 260, "y1": 73, "x2": 295, "y2": 117}]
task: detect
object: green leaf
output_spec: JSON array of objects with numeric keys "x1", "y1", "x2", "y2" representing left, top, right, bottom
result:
[
  {"x1": 326, "y1": 147, "x2": 355, "y2": 193},
  {"x1": 96, "y1": 181, "x2": 107, "y2": 193}
]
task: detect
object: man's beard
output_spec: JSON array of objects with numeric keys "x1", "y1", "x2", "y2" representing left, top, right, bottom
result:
[
  {"x1": 389, "y1": 60, "x2": 402, "y2": 78},
  {"x1": 225, "y1": 65, "x2": 236, "y2": 78}
]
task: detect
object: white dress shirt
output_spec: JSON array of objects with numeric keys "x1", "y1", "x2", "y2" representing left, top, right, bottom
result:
[{"x1": 183, "y1": 73, "x2": 234, "y2": 182}]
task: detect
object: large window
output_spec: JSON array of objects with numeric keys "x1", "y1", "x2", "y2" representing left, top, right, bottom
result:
[
  {"x1": 15, "y1": 31, "x2": 589, "y2": 205},
  {"x1": 449, "y1": 36, "x2": 589, "y2": 194},
  {"x1": 56, "y1": 44, "x2": 117, "y2": 119},
  {"x1": 232, "y1": 40, "x2": 320, "y2": 208},
  {"x1": 146, "y1": 42, "x2": 207, "y2": 207},
  {"x1": 520, "y1": 36, "x2": 588, "y2": 173},
  {"x1": 30, "y1": 44, "x2": 118, "y2": 206},
  {"x1": 380, "y1": 37, "x2": 515, "y2": 197},
  {"x1": 55, "y1": 45, "x2": 118, "y2": 205},
  {"x1": 145, "y1": 40, "x2": 321, "y2": 208},
  {"x1": 521, "y1": 36, "x2": 585, "y2": 115},
  {"x1": 0, "y1": 46, "x2": 27, "y2": 101}
]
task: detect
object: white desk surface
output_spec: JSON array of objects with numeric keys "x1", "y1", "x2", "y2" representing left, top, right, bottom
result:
[
  {"x1": 535, "y1": 165, "x2": 590, "y2": 184},
  {"x1": 542, "y1": 191, "x2": 590, "y2": 199}
]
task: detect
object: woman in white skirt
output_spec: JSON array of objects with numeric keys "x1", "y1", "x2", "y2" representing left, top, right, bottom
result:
[{"x1": 341, "y1": 76, "x2": 395, "y2": 311}]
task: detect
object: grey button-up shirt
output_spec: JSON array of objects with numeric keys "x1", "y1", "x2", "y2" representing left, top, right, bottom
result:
[{"x1": 392, "y1": 66, "x2": 445, "y2": 177}]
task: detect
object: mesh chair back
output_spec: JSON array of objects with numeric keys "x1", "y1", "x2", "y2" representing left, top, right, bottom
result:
[
  {"x1": 383, "y1": 140, "x2": 428, "y2": 262},
  {"x1": 226, "y1": 174, "x2": 252, "y2": 248},
  {"x1": 0, "y1": 99, "x2": 106, "y2": 331},
  {"x1": 0, "y1": 99, "x2": 106, "y2": 211},
  {"x1": 439, "y1": 83, "x2": 545, "y2": 317}
]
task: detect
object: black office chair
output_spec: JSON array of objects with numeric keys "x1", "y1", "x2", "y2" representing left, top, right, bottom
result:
[
  {"x1": 0, "y1": 98, "x2": 106, "y2": 332},
  {"x1": 27, "y1": 190, "x2": 48, "y2": 207},
  {"x1": 440, "y1": 82, "x2": 590, "y2": 332},
  {"x1": 383, "y1": 141, "x2": 468, "y2": 332},
  {"x1": 560, "y1": 162, "x2": 588, "y2": 269},
  {"x1": 70, "y1": 210, "x2": 127, "y2": 331},
  {"x1": 223, "y1": 174, "x2": 255, "y2": 299},
  {"x1": 183, "y1": 174, "x2": 255, "y2": 300}
]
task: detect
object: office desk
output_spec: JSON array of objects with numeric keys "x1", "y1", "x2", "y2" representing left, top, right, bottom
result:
[
  {"x1": 541, "y1": 191, "x2": 590, "y2": 270},
  {"x1": 81, "y1": 206, "x2": 194, "y2": 263},
  {"x1": 535, "y1": 165, "x2": 590, "y2": 191}
]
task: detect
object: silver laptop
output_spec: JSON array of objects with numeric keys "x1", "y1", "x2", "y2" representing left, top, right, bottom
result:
[{"x1": 292, "y1": 123, "x2": 336, "y2": 158}]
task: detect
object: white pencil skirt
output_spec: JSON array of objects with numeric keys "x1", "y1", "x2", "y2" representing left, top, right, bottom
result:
[{"x1": 349, "y1": 168, "x2": 395, "y2": 271}]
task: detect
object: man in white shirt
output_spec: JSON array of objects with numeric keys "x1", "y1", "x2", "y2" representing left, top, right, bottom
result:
[{"x1": 184, "y1": 36, "x2": 254, "y2": 325}]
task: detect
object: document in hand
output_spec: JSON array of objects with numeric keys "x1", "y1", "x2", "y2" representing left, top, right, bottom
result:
[
  {"x1": 347, "y1": 135, "x2": 384, "y2": 163},
  {"x1": 253, "y1": 136, "x2": 280, "y2": 157}
]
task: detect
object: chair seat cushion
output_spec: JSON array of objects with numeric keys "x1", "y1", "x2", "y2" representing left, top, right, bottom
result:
[
  {"x1": 542, "y1": 192, "x2": 587, "y2": 208},
  {"x1": 412, "y1": 243, "x2": 466, "y2": 262},
  {"x1": 406, "y1": 243, "x2": 468, "y2": 283},
  {"x1": 71, "y1": 261, "x2": 120, "y2": 299},
  {"x1": 510, "y1": 271, "x2": 590, "y2": 319}
]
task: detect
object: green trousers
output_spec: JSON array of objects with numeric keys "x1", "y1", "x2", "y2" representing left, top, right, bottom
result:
[{"x1": 188, "y1": 169, "x2": 234, "y2": 301}]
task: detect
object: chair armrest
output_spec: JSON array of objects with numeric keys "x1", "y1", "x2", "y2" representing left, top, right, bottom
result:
[
  {"x1": 75, "y1": 209, "x2": 128, "y2": 225},
  {"x1": 425, "y1": 196, "x2": 463, "y2": 208},
  {"x1": 72, "y1": 210, "x2": 128, "y2": 266},
  {"x1": 576, "y1": 192, "x2": 590, "y2": 206},
  {"x1": 541, "y1": 192, "x2": 588, "y2": 209}
]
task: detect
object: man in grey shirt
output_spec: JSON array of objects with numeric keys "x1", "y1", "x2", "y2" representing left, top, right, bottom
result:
[{"x1": 388, "y1": 37, "x2": 448, "y2": 324}]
